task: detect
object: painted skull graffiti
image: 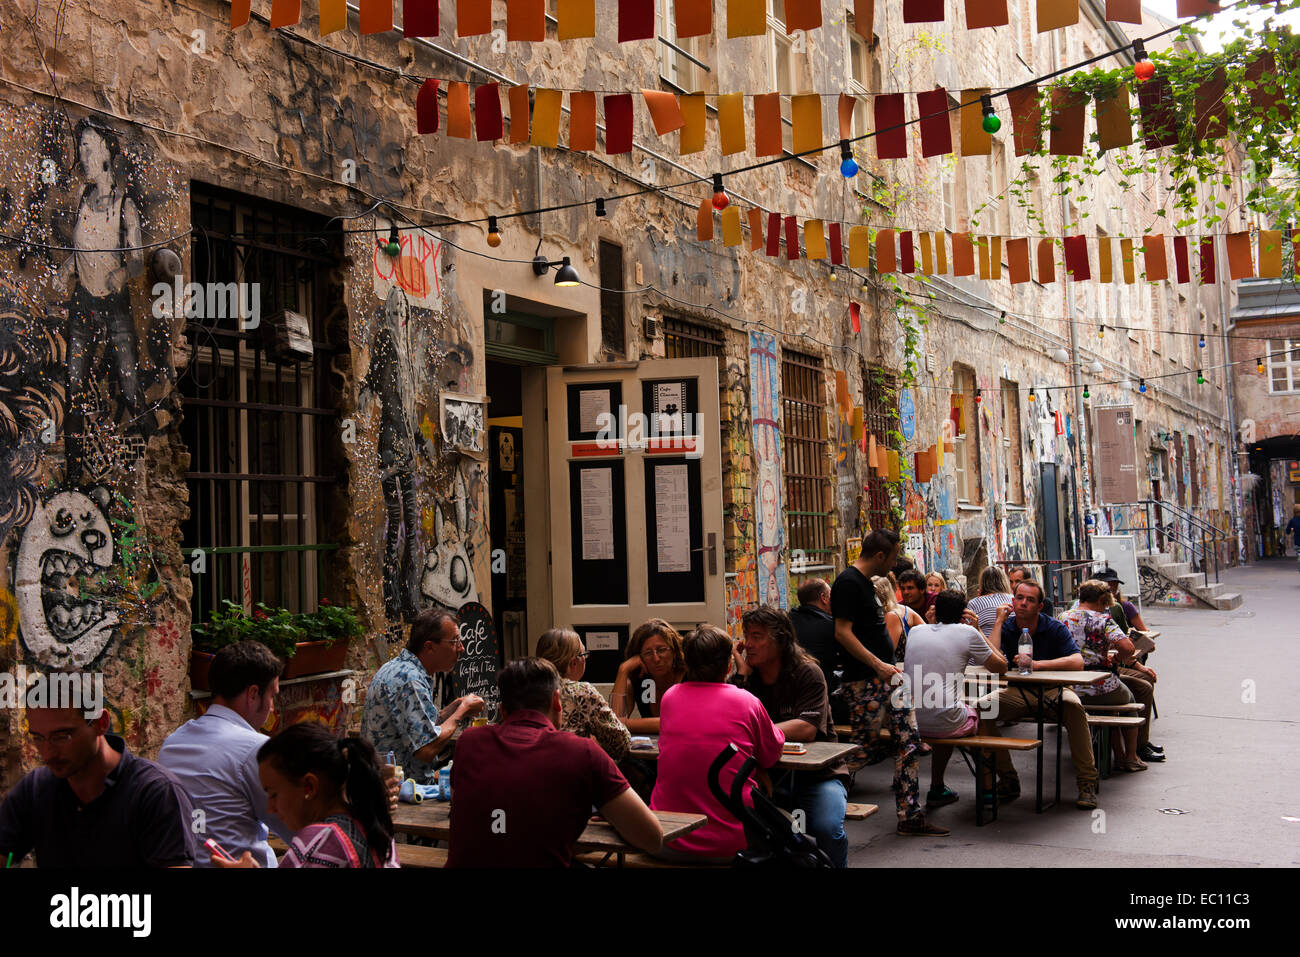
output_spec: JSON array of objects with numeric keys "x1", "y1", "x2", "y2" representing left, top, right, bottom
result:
[
  {"x1": 15, "y1": 488, "x2": 120, "y2": 667},
  {"x1": 419, "y1": 468, "x2": 478, "y2": 611}
]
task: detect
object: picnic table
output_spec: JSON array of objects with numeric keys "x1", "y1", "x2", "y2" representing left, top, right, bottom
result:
[
  {"x1": 390, "y1": 801, "x2": 707, "y2": 868},
  {"x1": 626, "y1": 737, "x2": 857, "y2": 772}
]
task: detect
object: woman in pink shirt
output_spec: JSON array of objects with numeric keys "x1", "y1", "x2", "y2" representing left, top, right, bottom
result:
[{"x1": 650, "y1": 626, "x2": 785, "y2": 863}]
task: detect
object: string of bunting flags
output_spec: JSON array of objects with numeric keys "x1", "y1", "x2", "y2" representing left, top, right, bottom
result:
[{"x1": 229, "y1": 0, "x2": 1232, "y2": 38}]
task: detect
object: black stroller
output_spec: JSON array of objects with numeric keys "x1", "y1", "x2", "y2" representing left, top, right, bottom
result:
[{"x1": 706, "y1": 744, "x2": 834, "y2": 868}]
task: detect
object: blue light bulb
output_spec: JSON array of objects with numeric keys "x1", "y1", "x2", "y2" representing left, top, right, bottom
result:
[{"x1": 840, "y1": 156, "x2": 859, "y2": 178}]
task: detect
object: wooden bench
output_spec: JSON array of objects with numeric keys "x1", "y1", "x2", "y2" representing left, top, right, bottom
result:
[
  {"x1": 921, "y1": 735, "x2": 1042, "y2": 826},
  {"x1": 1083, "y1": 702, "x2": 1145, "y2": 713},
  {"x1": 573, "y1": 850, "x2": 730, "y2": 869},
  {"x1": 845, "y1": 803, "x2": 879, "y2": 821},
  {"x1": 1086, "y1": 714, "x2": 1147, "y2": 779},
  {"x1": 395, "y1": 843, "x2": 448, "y2": 868}
]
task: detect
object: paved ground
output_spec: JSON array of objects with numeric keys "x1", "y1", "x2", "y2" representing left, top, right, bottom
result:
[{"x1": 844, "y1": 560, "x2": 1300, "y2": 867}]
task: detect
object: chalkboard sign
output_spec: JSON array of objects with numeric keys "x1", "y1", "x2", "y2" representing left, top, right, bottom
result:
[{"x1": 453, "y1": 601, "x2": 502, "y2": 722}]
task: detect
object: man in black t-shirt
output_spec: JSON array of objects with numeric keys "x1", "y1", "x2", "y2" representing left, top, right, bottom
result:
[
  {"x1": 739, "y1": 605, "x2": 850, "y2": 866},
  {"x1": 791, "y1": 579, "x2": 839, "y2": 701},
  {"x1": 830, "y1": 528, "x2": 948, "y2": 837},
  {"x1": 0, "y1": 692, "x2": 196, "y2": 867}
]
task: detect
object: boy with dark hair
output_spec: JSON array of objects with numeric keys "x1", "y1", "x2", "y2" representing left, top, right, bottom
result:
[
  {"x1": 447, "y1": 658, "x2": 662, "y2": 867},
  {"x1": 896, "y1": 569, "x2": 931, "y2": 618},
  {"x1": 160, "y1": 640, "x2": 289, "y2": 867}
]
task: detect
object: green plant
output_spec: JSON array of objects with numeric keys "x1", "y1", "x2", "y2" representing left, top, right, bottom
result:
[{"x1": 192, "y1": 600, "x2": 361, "y2": 659}]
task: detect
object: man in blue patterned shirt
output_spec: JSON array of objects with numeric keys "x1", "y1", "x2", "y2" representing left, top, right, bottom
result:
[{"x1": 363, "y1": 608, "x2": 484, "y2": 784}]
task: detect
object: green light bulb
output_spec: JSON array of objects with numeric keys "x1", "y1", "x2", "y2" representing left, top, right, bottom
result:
[{"x1": 982, "y1": 113, "x2": 1001, "y2": 134}]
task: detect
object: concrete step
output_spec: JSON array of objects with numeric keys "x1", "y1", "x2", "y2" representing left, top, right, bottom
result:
[
  {"x1": 1179, "y1": 574, "x2": 1223, "y2": 597},
  {"x1": 1212, "y1": 592, "x2": 1243, "y2": 610},
  {"x1": 1162, "y1": 562, "x2": 1192, "y2": 579}
]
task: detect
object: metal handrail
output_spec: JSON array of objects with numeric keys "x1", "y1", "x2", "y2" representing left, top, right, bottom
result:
[{"x1": 1103, "y1": 499, "x2": 1222, "y2": 588}]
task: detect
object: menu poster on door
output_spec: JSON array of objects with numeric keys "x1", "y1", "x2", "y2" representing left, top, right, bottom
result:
[
  {"x1": 578, "y1": 389, "x2": 612, "y2": 435},
  {"x1": 651, "y1": 381, "x2": 686, "y2": 435},
  {"x1": 580, "y1": 467, "x2": 615, "y2": 561},
  {"x1": 653, "y1": 463, "x2": 692, "y2": 573},
  {"x1": 1094, "y1": 406, "x2": 1139, "y2": 504}
]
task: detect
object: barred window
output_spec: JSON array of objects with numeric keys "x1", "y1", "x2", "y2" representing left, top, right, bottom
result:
[{"x1": 781, "y1": 349, "x2": 832, "y2": 563}]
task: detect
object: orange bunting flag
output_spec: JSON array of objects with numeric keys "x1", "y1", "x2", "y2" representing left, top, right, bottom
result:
[
  {"x1": 1105, "y1": 0, "x2": 1141, "y2": 22},
  {"x1": 642, "y1": 91, "x2": 685, "y2": 135},
  {"x1": 1096, "y1": 85, "x2": 1133, "y2": 150},
  {"x1": 839, "y1": 94, "x2": 857, "y2": 139},
  {"x1": 231, "y1": 0, "x2": 251, "y2": 27},
  {"x1": 876, "y1": 229, "x2": 897, "y2": 273},
  {"x1": 868, "y1": 433, "x2": 879, "y2": 469},
  {"x1": 507, "y1": 0, "x2": 545, "y2": 41},
  {"x1": 557, "y1": 0, "x2": 597, "y2": 38},
  {"x1": 785, "y1": 0, "x2": 822, "y2": 32},
  {"x1": 792, "y1": 94, "x2": 823, "y2": 155},
  {"x1": 458, "y1": 0, "x2": 492, "y2": 36},
  {"x1": 849, "y1": 227, "x2": 870, "y2": 269},
  {"x1": 359, "y1": 0, "x2": 394, "y2": 33},
  {"x1": 1225, "y1": 231, "x2": 1254, "y2": 279},
  {"x1": 718, "y1": 93, "x2": 747, "y2": 156},
  {"x1": 965, "y1": 0, "x2": 1008, "y2": 27},
  {"x1": 447, "y1": 82, "x2": 472, "y2": 139},
  {"x1": 853, "y1": 0, "x2": 875, "y2": 38},
  {"x1": 1007, "y1": 86, "x2": 1043, "y2": 155},
  {"x1": 1049, "y1": 87, "x2": 1087, "y2": 156},
  {"x1": 1037, "y1": 0, "x2": 1079, "y2": 31},
  {"x1": 679, "y1": 94, "x2": 706, "y2": 154},
  {"x1": 530, "y1": 89, "x2": 563, "y2": 148},
  {"x1": 1176, "y1": 0, "x2": 1220, "y2": 15},
  {"x1": 1007, "y1": 237, "x2": 1030, "y2": 284},
  {"x1": 721, "y1": 207, "x2": 743, "y2": 247},
  {"x1": 755, "y1": 94, "x2": 784, "y2": 156},
  {"x1": 952, "y1": 232, "x2": 975, "y2": 277},
  {"x1": 1143, "y1": 234, "x2": 1168, "y2": 282},
  {"x1": 1037, "y1": 239, "x2": 1055, "y2": 284},
  {"x1": 961, "y1": 89, "x2": 993, "y2": 156},
  {"x1": 989, "y1": 236, "x2": 1002, "y2": 280},
  {"x1": 508, "y1": 84, "x2": 531, "y2": 143},
  {"x1": 978, "y1": 236, "x2": 991, "y2": 279},
  {"x1": 697, "y1": 200, "x2": 714, "y2": 242},
  {"x1": 676, "y1": 0, "x2": 712, "y2": 36},
  {"x1": 1120, "y1": 238, "x2": 1136, "y2": 283},
  {"x1": 805, "y1": 220, "x2": 828, "y2": 260},
  {"x1": 269, "y1": 0, "x2": 301, "y2": 28},
  {"x1": 568, "y1": 91, "x2": 597, "y2": 151},
  {"x1": 728, "y1": 0, "x2": 767, "y2": 37},
  {"x1": 748, "y1": 208, "x2": 765, "y2": 251},
  {"x1": 321, "y1": 0, "x2": 347, "y2": 34},
  {"x1": 935, "y1": 230, "x2": 948, "y2": 274}
]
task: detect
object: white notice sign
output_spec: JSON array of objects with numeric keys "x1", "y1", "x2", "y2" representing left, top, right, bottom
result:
[
  {"x1": 580, "y1": 468, "x2": 615, "y2": 561},
  {"x1": 654, "y1": 464, "x2": 692, "y2": 573},
  {"x1": 587, "y1": 631, "x2": 619, "y2": 651},
  {"x1": 578, "y1": 390, "x2": 612, "y2": 435}
]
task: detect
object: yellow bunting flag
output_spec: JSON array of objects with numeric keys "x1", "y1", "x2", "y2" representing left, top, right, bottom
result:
[
  {"x1": 887, "y1": 449, "x2": 900, "y2": 482},
  {"x1": 791, "y1": 94, "x2": 823, "y2": 155},
  {"x1": 1259, "y1": 229, "x2": 1283, "y2": 278},
  {"x1": 935, "y1": 231, "x2": 948, "y2": 274},
  {"x1": 920, "y1": 232, "x2": 934, "y2": 275},
  {"x1": 1096, "y1": 85, "x2": 1133, "y2": 150},
  {"x1": 1098, "y1": 236, "x2": 1113, "y2": 283},
  {"x1": 320, "y1": 0, "x2": 346, "y2": 34},
  {"x1": 718, "y1": 93, "x2": 747, "y2": 156},
  {"x1": 848, "y1": 226, "x2": 870, "y2": 268},
  {"x1": 804, "y1": 220, "x2": 828, "y2": 260},
  {"x1": 679, "y1": 94, "x2": 706, "y2": 154},
  {"x1": 557, "y1": 0, "x2": 597, "y2": 38},
  {"x1": 727, "y1": 0, "x2": 766, "y2": 37},
  {"x1": 1120, "y1": 238, "x2": 1135, "y2": 284},
  {"x1": 978, "y1": 237, "x2": 991, "y2": 279},
  {"x1": 721, "y1": 206, "x2": 743, "y2": 247},
  {"x1": 852, "y1": 408, "x2": 865, "y2": 442},
  {"x1": 961, "y1": 88, "x2": 993, "y2": 156},
  {"x1": 530, "y1": 89, "x2": 563, "y2": 148}
]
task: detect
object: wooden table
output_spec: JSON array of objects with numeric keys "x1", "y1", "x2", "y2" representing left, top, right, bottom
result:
[
  {"x1": 391, "y1": 802, "x2": 707, "y2": 867},
  {"x1": 628, "y1": 738, "x2": 857, "y2": 772},
  {"x1": 1002, "y1": 670, "x2": 1110, "y2": 812}
]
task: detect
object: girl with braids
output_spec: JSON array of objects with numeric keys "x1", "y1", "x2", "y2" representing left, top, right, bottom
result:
[{"x1": 211, "y1": 722, "x2": 398, "y2": 868}]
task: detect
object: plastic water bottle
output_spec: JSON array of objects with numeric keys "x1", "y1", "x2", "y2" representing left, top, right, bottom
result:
[
  {"x1": 436, "y1": 761, "x2": 453, "y2": 802},
  {"x1": 1018, "y1": 629, "x2": 1033, "y2": 675}
]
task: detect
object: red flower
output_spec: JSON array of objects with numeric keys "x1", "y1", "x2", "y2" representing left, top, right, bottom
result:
[
  {"x1": 320, "y1": 598, "x2": 332, "y2": 607},
  {"x1": 253, "y1": 609, "x2": 268, "y2": 621}
]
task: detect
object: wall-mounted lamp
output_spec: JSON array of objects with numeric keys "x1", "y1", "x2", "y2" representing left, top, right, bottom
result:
[{"x1": 533, "y1": 255, "x2": 581, "y2": 286}]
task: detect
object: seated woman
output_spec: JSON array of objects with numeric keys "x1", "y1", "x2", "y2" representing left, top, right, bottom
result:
[
  {"x1": 610, "y1": 619, "x2": 686, "y2": 734},
  {"x1": 650, "y1": 626, "x2": 785, "y2": 864},
  {"x1": 965, "y1": 565, "x2": 1015, "y2": 639},
  {"x1": 874, "y1": 575, "x2": 924, "y2": 663},
  {"x1": 536, "y1": 627, "x2": 632, "y2": 760},
  {"x1": 212, "y1": 721, "x2": 398, "y2": 868}
]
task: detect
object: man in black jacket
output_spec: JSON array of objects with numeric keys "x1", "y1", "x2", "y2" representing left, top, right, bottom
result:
[{"x1": 791, "y1": 579, "x2": 842, "y2": 720}]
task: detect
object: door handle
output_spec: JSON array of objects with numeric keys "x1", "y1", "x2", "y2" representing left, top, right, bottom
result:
[{"x1": 690, "y1": 532, "x2": 717, "y2": 576}]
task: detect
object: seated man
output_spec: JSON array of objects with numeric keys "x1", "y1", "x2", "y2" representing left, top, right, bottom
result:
[
  {"x1": 0, "y1": 674, "x2": 196, "y2": 867},
  {"x1": 447, "y1": 658, "x2": 662, "y2": 867},
  {"x1": 790, "y1": 578, "x2": 841, "y2": 712},
  {"x1": 896, "y1": 569, "x2": 932, "y2": 620},
  {"x1": 1058, "y1": 580, "x2": 1155, "y2": 773},
  {"x1": 989, "y1": 580, "x2": 1102, "y2": 810},
  {"x1": 1008, "y1": 566, "x2": 1054, "y2": 616},
  {"x1": 903, "y1": 590, "x2": 1007, "y2": 809},
  {"x1": 737, "y1": 605, "x2": 850, "y2": 867},
  {"x1": 159, "y1": 641, "x2": 292, "y2": 867},
  {"x1": 1095, "y1": 569, "x2": 1163, "y2": 763},
  {"x1": 363, "y1": 608, "x2": 484, "y2": 785}
]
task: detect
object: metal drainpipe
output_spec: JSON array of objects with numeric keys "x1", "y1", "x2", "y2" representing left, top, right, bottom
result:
[{"x1": 1218, "y1": 190, "x2": 1244, "y2": 565}]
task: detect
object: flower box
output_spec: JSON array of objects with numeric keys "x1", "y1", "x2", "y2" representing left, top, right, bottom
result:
[{"x1": 281, "y1": 639, "x2": 350, "y2": 679}]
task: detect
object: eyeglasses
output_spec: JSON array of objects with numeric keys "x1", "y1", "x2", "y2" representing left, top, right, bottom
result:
[
  {"x1": 27, "y1": 724, "x2": 90, "y2": 746},
  {"x1": 640, "y1": 647, "x2": 672, "y2": 660}
]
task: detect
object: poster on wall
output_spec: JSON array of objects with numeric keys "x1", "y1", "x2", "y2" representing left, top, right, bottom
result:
[
  {"x1": 1093, "y1": 406, "x2": 1139, "y2": 504},
  {"x1": 653, "y1": 464, "x2": 691, "y2": 573},
  {"x1": 580, "y1": 467, "x2": 615, "y2": 561}
]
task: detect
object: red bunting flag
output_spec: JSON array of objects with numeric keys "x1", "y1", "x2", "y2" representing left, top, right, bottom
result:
[
  {"x1": 877, "y1": 229, "x2": 897, "y2": 273},
  {"x1": 829, "y1": 223, "x2": 844, "y2": 265},
  {"x1": 1007, "y1": 237, "x2": 1030, "y2": 284},
  {"x1": 270, "y1": 0, "x2": 301, "y2": 27},
  {"x1": 231, "y1": 0, "x2": 251, "y2": 27},
  {"x1": 642, "y1": 90, "x2": 685, "y2": 135},
  {"x1": 475, "y1": 84, "x2": 504, "y2": 141},
  {"x1": 458, "y1": 0, "x2": 492, "y2": 36},
  {"x1": 1143, "y1": 234, "x2": 1168, "y2": 282},
  {"x1": 785, "y1": 0, "x2": 822, "y2": 31},
  {"x1": 604, "y1": 95, "x2": 634, "y2": 153},
  {"x1": 1199, "y1": 237, "x2": 1216, "y2": 284},
  {"x1": 900, "y1": 231, "x2": 915, "y2": 273},
  {"x1": 850, "y1": 301, "x2": 862, "y2": 333},
  {"x1": 568, "y1": 91, "x2": 597, "y2": 150},
  {"x1": 852, "y1": 0, "x2": 875, "y2": 37},
  {"x1": 1176, "y1": 0, "x2": 1219, "y2": 15},
  {"x1": 416, "y1": 79, "x2": 440, "y2": 134},
  {"x1": 508, "y1": 84, "x2": 531, "y2": 143},
  {"x1": 965, "y1": 0, "x2": 1008, "y2": 27},
  {"x1": 874, "y1": 94, "x2": 908, "y2": 159},
  {"x1": 952, "y1": 232, "x2": 975, "y2": 276},
  {"x1": 697, "y1": 200, "x2": 714, "y2": 242},
  {"x1": 1138, "y1": 75, "x2": 1180, "y2": 149},
  {"x1": 918, "y1": 88, "x2": 953, "y2": 157},
  {"x1": 766, "y1": 212, "x2": 782, "y2": 257},
  {"x1": 1037, "y1": 239, "x2": 1055, "y2": 283},
  {"x1": 785, "y1": 216, "x2": 800, "y2": 261},
  {"x1": 904, "y1": 0, "x2": 944, "y2": 21},
  {"x1": 1173, "y1": 236, "x2": 1191, "y2": 283},
  {"x1": 1225, "y1": 231, "x2": 1254, "y2": 279},
  {"x1": 1245, "y1": 51, "x2": 1290, "y2": 122},
  {"x1": 619, "y1": 0, "x2": 655, "y2": 41},
  {"x1": 676, "y1": 0, "x2": 712, "y2": 36},
  {"x1": 447, "y1": 82, "x2": 472, "y2": 139},
  {"x1": 1049, "y1": 87, "x2": 1087, "y2": 156},
  {"x1": 1194, "y1": 67, "x2": 1229, "y2": 141},
  {"x1": 749, "y1": 208, "x2": 765, "y2": 252},
  {"x1": 1063, "y1": 235, "x2": 1090, "y2": 279},
  {"x1": 1007, "y1": 86, "x2": 1043, "y2": 155},
  {"x1": 404, "y1": 0, "x2": 439, "y2": 36},
  {"x1": 1105, "y1": 0, "x2": 1141, "y2": 21}
]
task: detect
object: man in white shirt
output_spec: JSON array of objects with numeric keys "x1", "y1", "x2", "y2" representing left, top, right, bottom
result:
[
  {"x1": 159, "y1": 641, "x2": 289, "y2": 867},
  {"x1": 902, "y1": 590, "x2": 1007, "y2": 810}
]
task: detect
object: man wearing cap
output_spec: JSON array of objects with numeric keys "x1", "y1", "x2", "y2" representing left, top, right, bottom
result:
[{"x1": 1093, "y1": 568, "x2": 1163, "y2": 764}]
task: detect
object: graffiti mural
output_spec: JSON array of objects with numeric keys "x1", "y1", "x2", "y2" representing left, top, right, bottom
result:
[
  {"x1": 1005, "y1": 509, "x2": 1036, "y2": 562},
  {"x1": 420, "y1": 465, "x2": 480, "y2": 611},
  {"x1": 748, "y1": 332, "x2": 788, "y2": 608},
  {"x1": 723, "y1": 359, "x2": 757, "y2": 638},
  {"x1": 1138, "y1": 564, "x2": 1200, "y2": 607}
]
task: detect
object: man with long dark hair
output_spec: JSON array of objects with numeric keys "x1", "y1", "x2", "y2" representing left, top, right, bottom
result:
[{"x1": 738, "y1": 605, "x2": 850, "y2": 866}]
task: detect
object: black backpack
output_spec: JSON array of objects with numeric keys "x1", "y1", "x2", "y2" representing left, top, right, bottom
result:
[{"x1": 706, "y1": 744, "x2": 834, "y2": 869}]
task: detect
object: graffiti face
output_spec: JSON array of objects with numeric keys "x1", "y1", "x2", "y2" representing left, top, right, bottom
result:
[
  {"x1": 420, "y1": 468, "x2": 479, "y2": 611},
  {"x1": 15, "y1": 489, "x2": 120, "y2": 667}
]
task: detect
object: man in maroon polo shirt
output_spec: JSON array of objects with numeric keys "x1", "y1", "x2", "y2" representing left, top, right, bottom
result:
[{"x1": 446, "y1": 657, "x2": 662, "y2": 867}]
